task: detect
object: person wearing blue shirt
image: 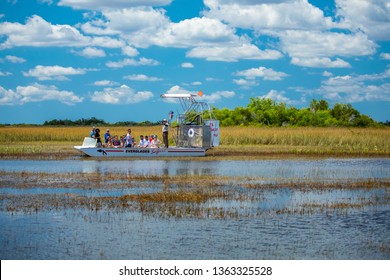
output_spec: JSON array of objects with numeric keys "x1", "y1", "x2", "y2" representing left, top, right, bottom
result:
[{"x1": 104, "y1": 129, "x2": 111, "y2": 144}]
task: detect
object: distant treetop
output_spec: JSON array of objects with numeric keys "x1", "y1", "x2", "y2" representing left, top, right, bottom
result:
[
  {"x1": 210, "y1": 98, "x2": 379, "y2": 127},
  {"x1": 41, "y1": 98, "x2": 382, "y2": 128},
  {"x1": 43, "y1": 117, "x2": 159, "y2": 126}
]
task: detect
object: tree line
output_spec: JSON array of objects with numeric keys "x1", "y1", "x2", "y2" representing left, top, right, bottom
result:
[
  {"x1": 210, "y1": 98, "x2": 384, "y2": 127},
  {"x1": 39, "y1": 98, "x2": 386, "y2": 128},
  {"x1": 43, "y1": 117, "x2": 160, "y2": 127}
]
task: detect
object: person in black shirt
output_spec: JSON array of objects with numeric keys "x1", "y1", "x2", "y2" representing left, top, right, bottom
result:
[
  {"x1": 162, "y1": 119, "x2": 169, "y2": 148},
  {"x1": 95, "y1": 128, "x2": 102, "y2": 147}
]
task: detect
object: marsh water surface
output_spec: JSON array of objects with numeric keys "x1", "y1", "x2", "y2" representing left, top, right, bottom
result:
[
  {"x1": 0, "y1": 158, "x2": 388, "y2": 178},
  {"x1": 0, "y1": 158, "x2": 389, "y2": 259}
]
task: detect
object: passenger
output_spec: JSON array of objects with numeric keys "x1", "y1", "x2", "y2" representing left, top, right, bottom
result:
[
  {"x1": 137, "y1": 135, "x2": 146, "y2": 147},
  {"x1": 150, "y1": 135, "x2": 161, "y2": 148},
  {"x1": 143, "y1": 136, "x2": 150, "y2": 148},
  {"x1": 125, "y1": 128, "x2": 133, "y2": 147},
  {"x1": 112, "y1": 135, "x2": 121, "y2": 147},
  {"x1": 120, "y1": 135, "x2": 125, "y2": 147},
  {"x1": 104, "y1": 129, "x2": 111, "y2": 145},
  {"x1": 90, "y1": 126, "x2": 96, "y2": 138},
  {"x1": 95, "y1": 128, "x2": 102, "y2": 147},
  {"x1": 105, "y1": 136, "x2": 112, "y2": 147}
]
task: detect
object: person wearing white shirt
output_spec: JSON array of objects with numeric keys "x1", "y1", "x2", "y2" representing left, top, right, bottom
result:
[
  {"x1": 137, "y1": 135, "x2": 147, "y2": 147},
  {"x1": 150, "y1": 135, "x2": 161, "y2": 148},
  {"x1": 125, "y1": 128, "x2": 133, "y2": 147},
  {"x1": 142, "y1": 136, "x2": 150, "y2": 148}
]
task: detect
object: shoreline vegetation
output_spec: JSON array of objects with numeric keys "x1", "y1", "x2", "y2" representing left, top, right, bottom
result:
[{"x1": 0, "y1": 126, "x2": 389, "y2": 159}]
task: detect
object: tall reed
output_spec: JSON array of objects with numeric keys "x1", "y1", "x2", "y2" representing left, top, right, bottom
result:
[
  {"x1": 220, "y1": 127, "x2": 389, "y2": 151},
  {"x1": 0, "y1": 126, "x2": 158, "y2": 142},
  {"x1": 0, "y1": 126, "x2": 388, "y2": 156}
]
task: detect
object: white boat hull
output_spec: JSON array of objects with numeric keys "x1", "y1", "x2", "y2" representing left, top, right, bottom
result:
[{"x1": 74, "y1": 146, "x2": 206, "y2": 157}]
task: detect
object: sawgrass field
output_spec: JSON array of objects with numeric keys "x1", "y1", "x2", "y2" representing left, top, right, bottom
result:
[{"x1": 0, "y1": 125, "x2": 389, "y2": 158}]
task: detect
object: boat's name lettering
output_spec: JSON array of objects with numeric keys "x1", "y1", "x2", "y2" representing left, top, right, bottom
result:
[{"x1": 126, "y1": 149, "x2": 150, "y2": 154}]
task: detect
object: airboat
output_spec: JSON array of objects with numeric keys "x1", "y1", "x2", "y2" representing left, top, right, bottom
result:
[{"x1": 74, "y1": 91, "x2": 220, "y2": 157}]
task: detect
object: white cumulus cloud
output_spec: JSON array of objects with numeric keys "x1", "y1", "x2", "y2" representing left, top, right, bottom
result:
[
  {"x1": 203, "y1": 0, "x2": 380, "y2": 68},
  {"x1": 279, "y1": 30, "x2": 376, "y2": 68},
  {"x1": 380, "y1": 53, "x2": 390, "y2": 60},
  {"x1": 75, "y1": 47, "x2": 106, "y2": 58},
  {"x1": 23, "y1": 65, "x2": 88, "y2": 81},
  {"x1": 91, "y1": 84, "x2": 153, "y2": 104},
  {"x1": 319, "y1": 70, "x2": 390, "y2": 102},
  {"x1": 259, "y1": 89, "x2": 296, "y2": 104},
  {"x1": 235, "y1": 66, "x2": 288, "y2": 81},
  {"x1": 187, "y1": 44, "x2": 282, "y2": 62},
  {"x1": 122, "y1": 46, "x2": 139, "y2": 57},
  {"x1": 93, "y1": 80, "x2": 119, "y2": 86},
  {"x1": 58, "y1": 0, "x2": 173, "y2": 10},
  {"x1": 0, "y1": 15, "x2": 125, "y2": 51},
  {"x1": 233, "y1": 78, "x2": 258, "y2": 89},
  {"x1": 291, "y1": 57, "x2": 350, "y2": 68},
  {"x1": 0, "y1": 83, "x2": 83, "y2": 105},
  {"x1": 0, "y1": 15, "x2": 90, "y2": 49},
  {"x1": 336, "y1": 0, "x2": 390, "y2": 41},
  {"x1": 124, "y1": 74, "x2": 162, "y2": 82},
  {"x1": 99, "y1": 7, "x2": 170, "y2": 37},
  {"x1": 86, "y1": 10, "x2": 271, "y2": 62},
  {"x1": 106, "y1": 57, "x2": 159, "y2": 68},
  {"x1": 181, "y1": 62, "x2": 194, "y2": 68},
  {"x1": 120, "y1": 16, "x2": 241, "y2": 49},
  {"x1": 5, "y1": 55, "x2": 26, "y2": 63},
  {"x1": 202, "y1": 90, "x2": 236, "y2": 103},
  {"x1": 204, "y1": 0, "x2": 336, "y2": 31}
]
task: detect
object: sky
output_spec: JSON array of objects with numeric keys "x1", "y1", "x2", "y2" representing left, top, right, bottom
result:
[{"x1": 0, "y1": 0, "x2": 389, "y2": 124}]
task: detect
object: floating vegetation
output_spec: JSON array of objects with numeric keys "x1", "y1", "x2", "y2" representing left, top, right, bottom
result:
[
  {"x1": 1, "y1": 171, "x2": 389, "y2": 219},
  {"x1": 119, "y1": 190, "x2": 226, "y2": 203}
]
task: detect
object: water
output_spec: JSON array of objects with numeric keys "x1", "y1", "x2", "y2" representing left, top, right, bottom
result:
[
  {"x1": 0, "y1": 158, "x2": 389, "y2": 259},
  {"x1": 0, "y1": 210, "x2": 388, "y2": 259},
  {"x1": 0, "y1": 158, "x2": 389, "y2": 179}
]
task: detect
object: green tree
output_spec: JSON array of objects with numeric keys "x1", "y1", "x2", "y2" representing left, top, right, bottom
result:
[
  {"x1": 331, "y1": 103, "x2": 360, "y2": 126},
  {"x1": 310, "y1": 99, "x2": 329, "y2": 112}
]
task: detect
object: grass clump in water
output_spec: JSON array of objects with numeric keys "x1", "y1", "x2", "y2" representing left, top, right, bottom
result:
[{"x1": 120, "y1": 190, "x2": 225, "y2": 203}]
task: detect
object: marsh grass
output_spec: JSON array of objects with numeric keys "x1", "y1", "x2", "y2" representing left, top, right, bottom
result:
[
  {"x1": 219, "y1": 127, "x2": 389, "y2": 156},
  {"x1": 120, "y1": 190, "x2": 226, "y2": 203},
  {"x1": 4, "y1": 171, "x2": 388, "y2": 190},
  {"x1": 0, "y1": 126, "x2": 388, "y2": 158},
  {"x1": 1, "y1": 171, "x2": 389, "y2": 218},
  {"x1": 0, "y1": 171, "x2": 233, "y2": 189}
]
